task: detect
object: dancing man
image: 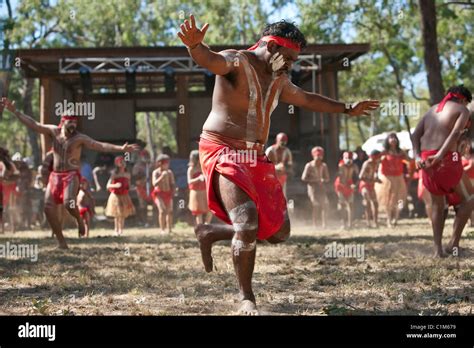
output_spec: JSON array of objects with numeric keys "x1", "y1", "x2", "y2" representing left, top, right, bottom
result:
[
  {"x1": 178, "y1": 16, "x2": 379, "y2": 314},
  {"x1": 412, "y1": 86, "x2": 473, "y2": 257},
  {"x1": 0, "y1": 97, "x2": 140, "y2": 249}
]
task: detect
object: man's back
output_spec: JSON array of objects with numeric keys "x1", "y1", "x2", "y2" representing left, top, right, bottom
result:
[{"x1": 420, "y1": 101, "x2": 470, "y2": 151}]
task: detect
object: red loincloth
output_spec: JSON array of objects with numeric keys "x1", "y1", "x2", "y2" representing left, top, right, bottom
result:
[
  {"x1": 334, "y1": 177, "x2": 354, "y2": 198},
  {"x1": 276, "y1": 173, "x2": 287, "y2": 186},
  {"x1": 358, "y1": 180, "x2": 374, "y2": 194},
  {"x1": 49, "y1": 171, "x2": 81, "y2": 205},
  {"x1": 79, "y1": 206, "x2": 91, "y2": 218},
  {"x1": 421, "y1": 150, "x2": 463, "y2": 196},
  {"x1": 152, "y1": 188, "x2": 173, "y2": 206},
  {"x1": 199, "y1": 131, "x2": 286, "y2": 241},
  {"x1": 2, "y1": 181, "x2": 17, "y2": 207}
]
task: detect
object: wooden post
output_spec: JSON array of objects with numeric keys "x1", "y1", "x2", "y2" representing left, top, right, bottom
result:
[
  {"x1": 326, "y1": 71, "x2": 340, "y2": 174},
  {"x1": 40, "y1": 77, "x2": 52, "y2": 159},
  {"x1": 176, "y1": 75, "x2": 190, "y2": 158}
]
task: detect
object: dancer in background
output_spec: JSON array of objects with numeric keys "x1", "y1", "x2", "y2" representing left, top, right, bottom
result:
[
  {"x1": 266, "y1": 132, "x2": 293, "y2": 197},
  {"x1": 105, "y1": 156, "x2": 135, "y2": 236},
  {"x1": 132, "y1": 148, "x2": 153, "y2": 226},
  {"x1": 0, "y1": 148, "x2": 19, "y2": 233},
  {"x1": 0, "y1": 147, "x2": 18, "y2": 233},
  {"x1": 0, "y1": 97, "x2": 139, "y2": 248},
  {"x1": 77, "y1": 178, "x2": 95, "y2": 238},
  {"x1": 152, "y1": 154, "x2": 175, "y2": 233},
  {"x1": 359, "y1": 150, "x2": 381, "y2": 228},
  {"x1": 301, "y1": 146, "x2": 329, "y2": 228},
  {"x1": 460, "y1": 138, "x2": 474, "y2": 227},
  {"x1": 334, "y1": 151, "x2": 358, "y2": 229},
  {"x1": 187, "y1": 150, "x2": 211, "y2": 225},
  {"x1": 376, "y1": 133, "x2": 408, "y2": 228}
]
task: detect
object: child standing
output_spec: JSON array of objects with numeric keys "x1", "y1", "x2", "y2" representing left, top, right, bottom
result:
[
  {"x1": 187, "y1": 150, "x2": 211, "y2": 226},
  {"x1": 152, "y1": 154, "x2": 175, "y2": 233},
  {"x1": 301, "y1": 146, "x2": 330, "y2": 228},
  {"x1": 334, "y1": 151, "x2": 358, "y2": 229},
  {"x1": 77, "y1": 178, "x2": 95, "y2": 238},
  {"x1": 105, "y1": 156, "x2": 135, "y2": 236},
  {"x1": 359, "y1": 150, "x2": 381, "y2": 228}
]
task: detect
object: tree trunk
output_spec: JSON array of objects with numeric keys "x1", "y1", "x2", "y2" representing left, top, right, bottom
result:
[
  {"x1": 370, "y1": 112, "x2": 378, "y2": 136},
  {"x1": 356, "y1": 116, "x2": 366, "y2": 143},
  {"x1": 22, "y1": 78, "x2": 41, "y2": 166},
  {"x1": 344, "y1": 115, "x2": 350, "y2": 149},
  {"x1": 144, "y1": 112, "x2": 155, "y2": 160},
  {"x1": 419, "y1": 0, "x2": 445, "y2": 105}
]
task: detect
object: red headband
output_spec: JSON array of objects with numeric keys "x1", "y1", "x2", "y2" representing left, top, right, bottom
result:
[
  {"x1": 436, "y1": 92, "x2": 466, "y2": 113},
  {"x1": 115, "y1": 156, "x2": 125, "y2": 166},
  {"x1": 248, "y1": 35, "x2": 301, "y2": 53},
  {"x1": 311, "y1": 147, "x2": 324, "y2": 157},
  {"x1": 59, "y1": 115, "x2": 79, "y2": 127}
]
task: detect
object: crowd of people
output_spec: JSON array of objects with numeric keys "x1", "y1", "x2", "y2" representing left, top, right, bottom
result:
[
  {"x1": 0, "y1": 138, "x2": 213, "y2": 238},
  {"x1": 3, "y1": 124, "x2": 472, "y2": 238}
]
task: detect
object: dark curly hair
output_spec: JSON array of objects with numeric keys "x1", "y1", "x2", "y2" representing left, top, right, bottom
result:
[
  {"x1": 447, "y1": 85, "x2": 472, "y2": 103},
  {"x1": 384, "y1": 133, "x2": 401, "y2": 153},
  {"x1": 260, "y1": 20, "x2": 307, "y2": 50},
  {"x1": 0, "y1": 147, "x2": 12, "y2": 171}
]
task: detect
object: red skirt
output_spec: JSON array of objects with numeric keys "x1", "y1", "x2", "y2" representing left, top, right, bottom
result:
[
  {"x1": 79, "y1": 206, "x2": 92, "y2": 218},
  {"x1": 421, "y1": 150, "x2": 463, "y2": 196},
  {"x1": 199, "y1": 133, "x2": 286, "y2": 240},
  {"x1": 2, "y1": 181, "x2": 17, "y2": 206}
]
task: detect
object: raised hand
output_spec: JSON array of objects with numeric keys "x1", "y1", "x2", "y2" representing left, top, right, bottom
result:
[
  {"x1": 177, "y1": 14, "x2": 209, "y2": 49},
  {"x1": 348, "y1": 100, "x2": 380, "y2": 117},
  {"x1": 0, "y1": 97, "x2": 17, "y2": 113},
  {"x1": 122, "y1": 143, "x2": 141, "y2": 153}
]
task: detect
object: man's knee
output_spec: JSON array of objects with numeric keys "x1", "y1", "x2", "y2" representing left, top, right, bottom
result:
[{"x1": 228, "y1": 201, "x2": 258, "y2": 240}]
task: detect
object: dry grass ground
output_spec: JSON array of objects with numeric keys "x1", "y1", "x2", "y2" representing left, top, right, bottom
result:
[{"x1": 0, "y1": 218, "x2": 472, "y2": 315}]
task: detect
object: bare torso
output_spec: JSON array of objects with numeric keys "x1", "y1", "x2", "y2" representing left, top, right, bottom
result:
[
  {"x1": 202, "y1": 50, "x2": 288, "y2": 144},
  {"x1": 420, "y1": 102, "x2": 470, "y2": 151},
  {"x1": 302, "y1": 161, "x2": 328, "y2": 185},
  {"x1": 339, "y1": 164, "x2": 356, "y2": 184},
  {"x1": 360, "y1": 161, "x2": 376, "y2": 182},
  {"x1": 153, "y1": 169, "x2": 175, "y2": 191},
  {"x1": 50, "y1": 128, "x2": 85, "y2": 171},
  {"x1": 266, "y1": 145, "x2": 292, "y2": 174}
]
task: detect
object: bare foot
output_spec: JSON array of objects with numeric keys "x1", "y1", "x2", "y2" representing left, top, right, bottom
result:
[
  {"x1": 433, "y1": 249, "x2": 448, "y2": 258},
  {"x1": 237, "y1": 299, "x2": 259, "y2": 316},
  {"x1": 444, "y1": 245, "x2": 461, "y2": 257},
  {"x1": 194, "y1": 224, "x2": 213, "y2": 273},
  {"x1": 78, "y1": 222, "x2": 86, "y2": 238},
  {"x1": 57, "y1": 243, "x2": 69, "y2": 250}
]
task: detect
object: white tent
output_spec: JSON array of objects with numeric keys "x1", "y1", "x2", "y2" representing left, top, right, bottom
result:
[{"x1": 362, "y1": 129, "x2": 415, "y2": 155}]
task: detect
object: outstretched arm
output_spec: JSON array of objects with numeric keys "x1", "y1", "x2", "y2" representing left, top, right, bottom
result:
[
  {"x1": 80, "y1": 135, "x2": 140, "y2": 153},
  {"x1": 1, "y1": 97, "x2": 55, "y2": 135},
  {"x1": 177, "y1": 14, "x2": 236, "y2": 76},
  {"x1": 279, "y1": 79, "x2": 380, "y2": 116}
]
